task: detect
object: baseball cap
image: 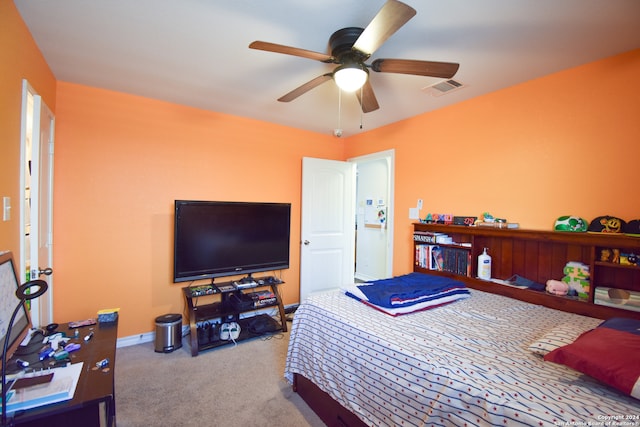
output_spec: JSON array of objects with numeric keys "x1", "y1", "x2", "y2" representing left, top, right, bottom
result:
[{"x1": 588, "y1": 216, "x2": 626, "y2": 233}]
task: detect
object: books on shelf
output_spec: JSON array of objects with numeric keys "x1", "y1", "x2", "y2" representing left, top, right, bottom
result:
[
  {"x1": 431, "y1": 246, "x2": 444, "y2": 270},
  {"x1": 414, "y1": 231, "x2": 443, "y2": 244},
  {"x1": 476, "y1": 221, "x2": 519, "y2": 229},
  {"x1": 415, "y1": 244, "x2": 471, "y2": 277},
  {"x1": 246, "y1": 290, "x2": 277, "y2": 308},
  {"x1": 253, "y1": 298, "x2": 277, "y2": 308},
  {"x1": 413, "y1": 231, "x2": 452, "y2": 244}
]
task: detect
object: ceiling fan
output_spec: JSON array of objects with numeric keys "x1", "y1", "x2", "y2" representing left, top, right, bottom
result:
[{"x1": 249, "y1": 0, "x2": 459, "y2": 113}]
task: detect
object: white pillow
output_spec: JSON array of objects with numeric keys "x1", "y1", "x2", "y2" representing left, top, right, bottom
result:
[{"x1": 528, "y1": 324, "x2": 590, "y2": 356}]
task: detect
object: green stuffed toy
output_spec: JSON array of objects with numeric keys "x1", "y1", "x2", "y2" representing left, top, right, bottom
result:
[{"x1": 561, "y1": 261, "x2": 590, "y2": 299}]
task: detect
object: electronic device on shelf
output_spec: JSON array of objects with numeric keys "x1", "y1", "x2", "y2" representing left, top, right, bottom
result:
[
  {"x1": 215, "y1": 283, "x2": 236, "y2": 293},
  {"x1": 257, "y1": 276, "x2": 282, "y2": 285},
  {"x1": 234, "y1": 280, "x2": 258, "y2": 290},
  {"x1": 173, "y1": 200, "x2": 291, "y2": 283},
  {"x1": 232, "y1": 275, "x2": 283, "y2": 289},
  {"x1": 187, "y1": 284, "x2": 219, "y2": 297}
]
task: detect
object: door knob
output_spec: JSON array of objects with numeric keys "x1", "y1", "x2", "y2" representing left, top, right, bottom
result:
[
  {"x1": 38, "y1": 267, "x2": 53, "y2": 276},
  {"x1": 303, "y1": 240, "x2": 310, "y2": 245}
]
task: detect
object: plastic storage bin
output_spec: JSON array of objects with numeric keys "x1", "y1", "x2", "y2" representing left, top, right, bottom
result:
[{"x1": 154, "y1": 313, "x2": 182, "y2": 353}]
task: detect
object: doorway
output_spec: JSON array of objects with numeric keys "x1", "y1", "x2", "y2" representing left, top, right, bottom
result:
[
  {"x1": 351, "y1": 149, "x2": 394, "y2": 282},
  {"x1": 20, "y1": 80, "x2": 55, "y2": 328}
]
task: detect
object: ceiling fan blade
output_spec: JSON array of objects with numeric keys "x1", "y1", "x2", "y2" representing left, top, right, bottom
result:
[
  {"x1": 278, "y1": 74, "x2": 333, "y2": 102},
  {"x1": 353, "y1": 0, "x2": 416, "y2": 56},
  {"x1": 249, "y1": 41, "x2": 334, "y2": 63},
  {"x1": 355, "y1": 80, "x2": 380, "y2": 113},
  {"x1": 371, "y1": 58, "x2": 460, "y2": 79}
]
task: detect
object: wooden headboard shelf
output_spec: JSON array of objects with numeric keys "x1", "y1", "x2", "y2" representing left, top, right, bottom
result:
[{"x1": 413, "y1": 223, "x2": 640, "y2": 321}]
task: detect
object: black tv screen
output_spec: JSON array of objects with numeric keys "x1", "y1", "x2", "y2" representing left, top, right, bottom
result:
[{"x1": 173, "y1": 200, "x2": 291, "y2": 283}]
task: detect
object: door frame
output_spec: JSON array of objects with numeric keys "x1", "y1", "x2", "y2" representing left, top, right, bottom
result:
[
  {"x1": 350, "y1": 149, "x2": 395, "y2": 280},
  {"x1": 19, "y1": 79, "x2": 55, "y2": 327}
]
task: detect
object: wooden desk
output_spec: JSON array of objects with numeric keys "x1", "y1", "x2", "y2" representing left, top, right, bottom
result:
[{"x1": 8, "y1": 321, "x2": 117, "y2": 427}]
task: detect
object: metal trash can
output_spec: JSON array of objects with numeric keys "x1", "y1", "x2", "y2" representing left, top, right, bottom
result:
[{"x1": 154, "y1": 313, "x2": 182, "y2": 353}]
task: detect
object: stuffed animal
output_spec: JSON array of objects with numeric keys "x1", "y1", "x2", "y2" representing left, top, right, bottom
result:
[
  {"x1": 482, "y1": 212, "x2": 495, "y2": 223},
  {"x1": 546, "y1": 279, "x2": 569, "y2": 295},
  {"x1": 561, "y1": 261, "x2": 590, "y2": 299}
]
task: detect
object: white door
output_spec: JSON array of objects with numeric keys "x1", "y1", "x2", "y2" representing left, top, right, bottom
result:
[
  {"x1": 21, "y1": 80, "x2": 55, "y2": 327},
  {"x1": 300, "y1": 157, "x2": 355, "y2": 302}
]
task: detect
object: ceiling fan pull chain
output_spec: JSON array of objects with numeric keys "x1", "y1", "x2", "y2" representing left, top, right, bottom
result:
[
  {"x1": 337, "y1": 87, "x2": 342, "y2": 134},
  {"x1": 359, "y1": 86, "x2": 364, "y2": 129}
]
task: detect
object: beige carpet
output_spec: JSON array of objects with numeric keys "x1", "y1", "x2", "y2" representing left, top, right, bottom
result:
[{"x1": 114, "y1": 329, "x2": 325, "y2": 427}]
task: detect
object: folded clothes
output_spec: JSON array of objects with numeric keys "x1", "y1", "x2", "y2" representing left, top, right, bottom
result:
[
  {"x1": 344, "y1": 288, "x2": 470, "y2": 316},
  {"x1": 506, "y1": 274, "x2": 546, "y2": 291},
  {"x1": 355, "y1": 272, "x2": 469, "y2": 309}
]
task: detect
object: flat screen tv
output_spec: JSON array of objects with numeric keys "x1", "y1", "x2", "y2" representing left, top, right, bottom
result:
[
  {"x1": 173, "y1": 200, "x2": 291, "y2": 283},
  {"x1": 0, "y1": 251, "x2": 32, "y2": 364}
]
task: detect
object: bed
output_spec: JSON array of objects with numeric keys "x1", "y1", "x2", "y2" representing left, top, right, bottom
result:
[{"x1": 284, "y1": 274, "x2": 640, "y2": 427}]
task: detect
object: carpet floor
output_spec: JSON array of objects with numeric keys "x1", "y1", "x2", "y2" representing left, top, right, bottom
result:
[{"x1": 114, "y1": 329, "x2": 325, "y2": 427}]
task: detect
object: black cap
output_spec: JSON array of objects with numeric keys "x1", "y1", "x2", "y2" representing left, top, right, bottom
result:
[
  {"x1": 588, "y1": 216, "x2": 626, "y2": 233},
  {"x1": 624, "y1": 219, "x2": 640, "y2": 237}
]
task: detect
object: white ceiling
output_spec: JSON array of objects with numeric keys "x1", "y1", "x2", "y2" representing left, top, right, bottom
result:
[{"x1": 14, "y1": 0, "x2": 640, "y2": 137}]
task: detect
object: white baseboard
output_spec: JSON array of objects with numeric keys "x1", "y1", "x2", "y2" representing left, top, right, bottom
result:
[
  {"x1": 116, "y1": 325, "x2": 190, "y2": 348},
  {"x1": 115, "y1": 308, "x2": 281, "y2": 349}
]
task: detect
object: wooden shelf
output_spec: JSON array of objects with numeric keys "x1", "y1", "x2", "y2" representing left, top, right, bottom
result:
[
  {"x1": 413, "y1": 223, "x2": 640, "y2": 321},
  {"x1": 594, "y1": 261, "x2": 640, "y2": 270}
]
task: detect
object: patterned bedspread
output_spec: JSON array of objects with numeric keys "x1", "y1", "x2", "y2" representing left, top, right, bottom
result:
[{"x1": 285, "y1": 288, "x2": 640, "y2": 426}]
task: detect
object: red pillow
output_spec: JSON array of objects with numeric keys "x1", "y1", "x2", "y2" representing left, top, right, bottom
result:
[{"x1": 544, "y1": 327, "x2": 640, "y2": 399}]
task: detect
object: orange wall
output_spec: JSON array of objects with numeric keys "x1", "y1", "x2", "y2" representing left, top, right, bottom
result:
[
  {"x1": 345, "y1": 49, "x2": 640, "y2": 276},
  {"x1": 5, "y1": 2, "x2": 639, "y2": 338},
  {"x1": 55, "y1": 49, "x2": 640, "y2": 339},
  {"x1": 0, "y1": 1, "x2": 56, "y2": 257},
  {"x1": 53, "y1": 83, "x2": 343, "y2": 337}
]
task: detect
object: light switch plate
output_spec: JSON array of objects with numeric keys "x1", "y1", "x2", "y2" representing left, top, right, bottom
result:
[{"x1": 3, "y1": 197, "x2": 10, "y2": 221}]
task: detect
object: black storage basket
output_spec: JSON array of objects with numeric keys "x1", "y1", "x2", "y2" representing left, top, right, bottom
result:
[{"x1": 228, "y1": 292, "x2": 254, "y2": 310}]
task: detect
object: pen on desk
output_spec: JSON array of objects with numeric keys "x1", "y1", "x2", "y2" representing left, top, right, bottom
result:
[
  {"x1": 64, "y1": 342, "x2": 81, "y2": 352},
  {"x1": 84, "y1": 331, "x2": 94, "y2": 342},
  {"x1": 96, "y1": 358, "x2": 109, "y2": 368},
  {"x1": 39, "y1": 347, "x2": 55, "y2": 360}
]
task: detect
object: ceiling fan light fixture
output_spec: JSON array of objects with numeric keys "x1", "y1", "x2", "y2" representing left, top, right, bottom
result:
[{"x1": 333, "y1": 63, "x2": 368, "y2": 92}]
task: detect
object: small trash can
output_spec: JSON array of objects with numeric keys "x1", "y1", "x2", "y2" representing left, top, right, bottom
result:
[{"x1": 154, "y1": 313, "x2": 182, "y2": 353}]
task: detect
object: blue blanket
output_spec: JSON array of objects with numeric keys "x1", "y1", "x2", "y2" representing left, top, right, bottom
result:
[
  {"x1": 598, "y1": 317, "x2": 640, "y2": 336},
  {"x1": 357, "y1": 272, "x2": 468, "y2": 309}
]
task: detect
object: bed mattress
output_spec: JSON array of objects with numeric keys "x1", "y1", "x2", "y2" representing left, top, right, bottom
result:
[{"x1": 285, "y1": 288, "x2": 639, "y2": 426}]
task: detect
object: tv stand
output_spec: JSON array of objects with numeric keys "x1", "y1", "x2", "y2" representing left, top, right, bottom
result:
[{"x1": 183, "y1": 276, "x2": 287, "y2": 356}]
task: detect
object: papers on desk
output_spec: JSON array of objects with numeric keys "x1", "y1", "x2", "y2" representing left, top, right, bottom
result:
[{"x1": 2, "y1": 362, "x2": 82, "y2": 415}]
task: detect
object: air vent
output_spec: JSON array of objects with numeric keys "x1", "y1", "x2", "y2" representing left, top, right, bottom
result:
[{"x1": 422, "y1": 79, "x2": 467, "y2": 97}]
